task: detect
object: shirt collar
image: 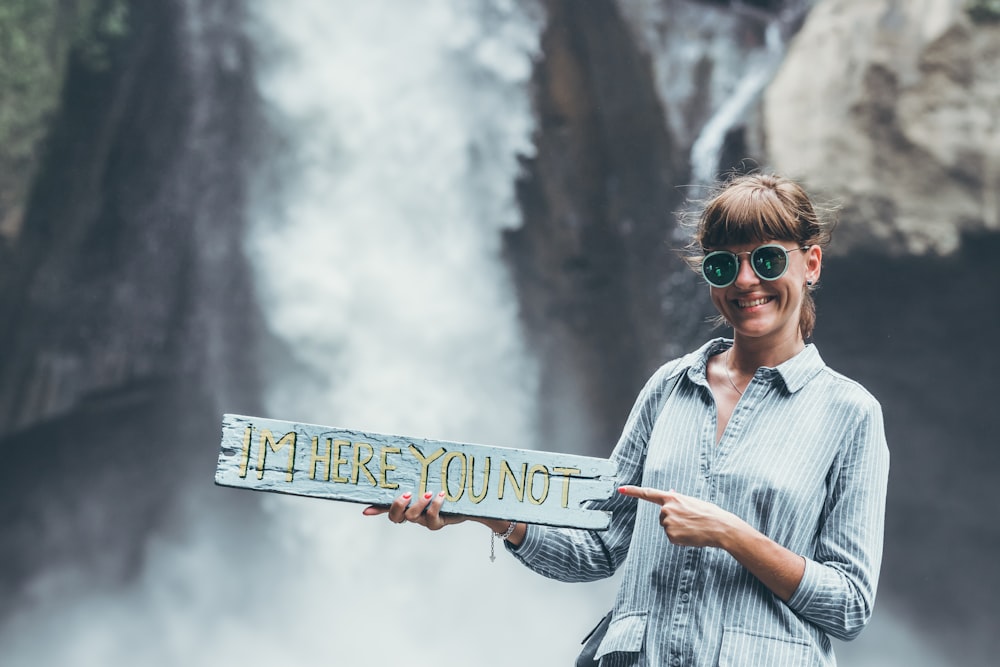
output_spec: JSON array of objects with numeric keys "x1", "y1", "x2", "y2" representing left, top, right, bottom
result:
[{"x1": 685, "y1": 337, "x2": 826, "y2": 394}]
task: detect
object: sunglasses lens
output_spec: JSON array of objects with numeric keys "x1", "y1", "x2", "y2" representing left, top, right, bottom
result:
[
  {"x1": 752, "y1": 246, "x2": 788, "y2": 280},
  {"x1": 703, "y1": 252, "x2": 737, "y2": 287}
]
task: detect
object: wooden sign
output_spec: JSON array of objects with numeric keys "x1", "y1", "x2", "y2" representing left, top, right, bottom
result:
[{"x1": 215, "y1": 414, "x2": 618, "y2": 530}]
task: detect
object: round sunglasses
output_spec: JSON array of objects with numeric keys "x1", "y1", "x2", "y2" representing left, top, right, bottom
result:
[{"x1": 701, "y1": 244, "x2": 810, "y2": 288}]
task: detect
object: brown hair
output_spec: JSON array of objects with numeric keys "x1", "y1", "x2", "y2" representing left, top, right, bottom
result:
[{"x1": 689, "y1": 173, "x2": 832, "y2": 339}]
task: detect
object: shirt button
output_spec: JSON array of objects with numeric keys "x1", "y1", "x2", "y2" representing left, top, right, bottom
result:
[
  {"x1": 680, "y1": 593, "x2": 690, "y2": 603},
  {"x1": 672, "y1": 657, "x2": 681, "y2": 666}
]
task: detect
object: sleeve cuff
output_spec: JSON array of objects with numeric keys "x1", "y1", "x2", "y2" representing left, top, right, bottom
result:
[
  {"x1": 786, "y1": 557, "x2": 821, "y2": 612},
  {"x1": 505, "y1": 522, "x2": 546, "y2": 563}
]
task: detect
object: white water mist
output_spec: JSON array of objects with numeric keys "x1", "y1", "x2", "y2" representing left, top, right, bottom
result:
[{"x1": 241, "y1": 1, "x2": 616, "y2": 665}]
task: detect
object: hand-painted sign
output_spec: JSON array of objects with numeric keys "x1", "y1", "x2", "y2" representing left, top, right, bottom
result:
[{"x1": 215, "y1": 414, "x2": 618, "y2": 530}]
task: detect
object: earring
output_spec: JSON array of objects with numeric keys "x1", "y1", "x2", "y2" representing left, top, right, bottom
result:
[{"x1": 806, "y1": 280, "x2": 814, "y2": 286}]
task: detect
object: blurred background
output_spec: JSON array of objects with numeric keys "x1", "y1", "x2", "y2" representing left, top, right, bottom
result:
[{"x1": 0, "y1": 0, "x2": 997, "y2": 665}]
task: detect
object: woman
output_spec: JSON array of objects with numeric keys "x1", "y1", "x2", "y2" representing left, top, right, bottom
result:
[{"x1": 365, "y1": 173, "x2": 890, "y2": 666}]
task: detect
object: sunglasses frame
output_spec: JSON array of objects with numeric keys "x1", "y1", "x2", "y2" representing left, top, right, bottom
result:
[{"x1": 701, "y1": 243, "x2": 810, "y2": 288}]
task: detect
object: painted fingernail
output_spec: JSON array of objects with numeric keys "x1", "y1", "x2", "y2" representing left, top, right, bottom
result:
[
  {"x1": 437, "y1": 491, "x2": 446, "y2": 498},
  {"x1": 402, "y1": 493, "x2": 412, "y2": 500},
  {"x1": 424, "y1": 492, "x2": 433, "y2": 500}
]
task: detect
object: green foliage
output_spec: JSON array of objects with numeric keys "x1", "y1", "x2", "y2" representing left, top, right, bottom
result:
[
  {"x1": 76, "y1": 0, "x2": 130, "y2": 71},
  {"x1": 0, "y1": 0, "x2": 130, "y2": 238},
  {"x1": 967, "y1": 0, "x2": 1000, "y2": 23},
  {"x1": 0, "y1": 0, "x2": 74, "y2": 165}
]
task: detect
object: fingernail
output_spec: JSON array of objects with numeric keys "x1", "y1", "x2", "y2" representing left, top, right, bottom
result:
[
  {"x1": 402, "y1": 492, "x2": 412, "y2": 500},
  {"x1": 424, "y1": 492, "x2": 433, "y2": 500},
  {"x1": 437, "y1": 490, "x2": 446, "y2": 498}
]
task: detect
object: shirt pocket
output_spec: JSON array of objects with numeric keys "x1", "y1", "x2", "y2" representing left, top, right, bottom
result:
[
  {"x1": 595, "y1": 611, "x2": 648, "y2": 660},
  {"x1": 719, "y1": 627, "x2": 813, "y2": 666}
]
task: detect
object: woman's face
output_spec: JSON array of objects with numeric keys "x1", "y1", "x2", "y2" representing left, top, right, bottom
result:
[{"x1": 708, "y1": 240, "x2": 822, "y2": 345}]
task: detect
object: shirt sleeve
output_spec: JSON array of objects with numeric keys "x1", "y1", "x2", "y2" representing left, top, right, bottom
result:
[
  {"x1": 507, "y1": 363, "x2": 682, "y2": 582},
  {"x1": 786, "y1": 394, "x2": 890, "y2": 640}
]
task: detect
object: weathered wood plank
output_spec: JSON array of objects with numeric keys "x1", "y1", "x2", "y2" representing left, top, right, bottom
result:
[{"x1": 215, "y1": 414, "x2": 618, "y2": 530}]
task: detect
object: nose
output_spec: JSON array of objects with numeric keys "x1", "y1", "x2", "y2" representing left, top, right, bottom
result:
[{"x1": 733, "y1": 254, "x2": 759, "y2": 287}]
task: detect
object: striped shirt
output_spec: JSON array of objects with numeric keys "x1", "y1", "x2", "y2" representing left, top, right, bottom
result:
[{"x1": 509, "y1": 339, "x2": 890, "y2": 666}]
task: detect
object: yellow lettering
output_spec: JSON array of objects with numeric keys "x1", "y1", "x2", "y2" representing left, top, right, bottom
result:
[
  {"x1": 498, "y1": 460, "x2": 526, "y2": 502},
  {"x1": 309, "y1": 436, "x2": 332, "y2": 481},
  {"x1": 238, "y1": 425, "x2": 253, "y2": 478},
  {"x1": 379, "y1": 446, "x2": 401, "y2": 490},
  {"x1": 440, "y1": 451, "x2": 467, "y2": 502},
  {"x1": 552, "y1": 467, "x2": 581, "y2": 508},
  {"x1": 256, "y1": 429, "x2": 297, "y2": 482},
  {"x1": 351, "y1": 442, "x2": 378, "y2": 486},
  {"x1": 408, "y1": 445, "x2": 445, "y2": 495},
  {"x1": 468, "y1": 456, "x2": 491, "y2": 504},
  {"x1": 331, "y1": 440, "x2": 350, "y2": 483},
  {"x1": 526, "y1": 464, "x2": 550, "y2": 505}
]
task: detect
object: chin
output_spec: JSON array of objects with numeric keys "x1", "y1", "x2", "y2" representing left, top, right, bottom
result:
[{"x1": 730, "y1": 315, "x2": 783, "y2": 337}]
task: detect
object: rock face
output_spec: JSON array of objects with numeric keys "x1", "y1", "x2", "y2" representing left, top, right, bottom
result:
[
  {"x1": 0, "y1": 0, "x2": 263, "y2": 614},
  {"x1": 764, "y1": 0, "x2": 1000, "y2": 254},
  {"x1": 506, "y1": 0, "x2": 695, "y2": 455},
  {"x1": 0, "y1": 0, "x2": 260, "y2": 435}
]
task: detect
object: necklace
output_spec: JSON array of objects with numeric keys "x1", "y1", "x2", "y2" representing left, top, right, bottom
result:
[{"x1": 724, "y1": 349, "x2": 744, "y2": 396}]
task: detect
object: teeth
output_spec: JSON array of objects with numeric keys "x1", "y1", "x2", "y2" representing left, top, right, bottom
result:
[{"x1": 738, "y1": 297, "x2": 771, "y2": 308}]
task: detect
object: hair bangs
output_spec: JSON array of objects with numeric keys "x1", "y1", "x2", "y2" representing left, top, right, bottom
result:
[{"x1": 698, "y1": 185, "x2": 803, "y2": 250}]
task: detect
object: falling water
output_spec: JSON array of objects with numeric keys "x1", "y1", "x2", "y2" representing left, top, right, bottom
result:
[
  {"x1": 246, "y1": 0, "x2": 540, "y2": 448},
  {"x1": 240, "y1": 0, "x2": 617, "y2": 665},
  {"x1": 689, "y1": 20, "x2": 784, "y2": 184}
]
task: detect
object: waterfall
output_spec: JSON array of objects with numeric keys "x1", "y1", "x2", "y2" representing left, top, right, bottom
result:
[
  {"x1": 689, "y1": 19, "x2": 785, "y2": 184},
  {"x1": 246, "y1": 0, "x2": 541, "y2": 449},
  {"x1": 239, "y1": 0, "x2": 616, "y2": 664}
]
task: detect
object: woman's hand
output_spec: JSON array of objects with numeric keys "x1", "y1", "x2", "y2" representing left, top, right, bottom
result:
[
  {"x1": 363, "y1": 491, "x2": 527, "y2": 548},
  {"x1": 617, "y1": 484, "x2": 805, "y2": 601},
  {"x1": 362, "y1": 491, "x2": 467, "y2": 531},
  {"x1": 617, "y1": 485, "x2": 738, "y2": 548}
]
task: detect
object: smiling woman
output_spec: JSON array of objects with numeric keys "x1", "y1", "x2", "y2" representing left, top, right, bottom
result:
[{"x1": 371, "y1": 171, "x2": 890, "y2": 667}]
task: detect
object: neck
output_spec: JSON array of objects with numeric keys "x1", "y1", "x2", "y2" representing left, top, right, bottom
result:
[{"x1": 729, "y1": 331, "x2": 805, "y2": 373}]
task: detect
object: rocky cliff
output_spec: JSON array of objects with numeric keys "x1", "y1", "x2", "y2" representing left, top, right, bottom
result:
[
  {"x1": 506, "y1": 0, "x2": 691, "y2": 455},
  {"x1": 0, "y1": 0, "x2": 260, "y2": 434},
  {"x1": 0, "y1": 0, "x2": 263, "y2": 613},
  {"x1": 764, "y1": 0, "x2": 1000, "y2": 254}
]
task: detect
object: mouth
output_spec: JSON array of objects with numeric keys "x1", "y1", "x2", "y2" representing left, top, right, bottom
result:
[{"x1": 736, "y1": 296, "x2": 774, "y2": 309}]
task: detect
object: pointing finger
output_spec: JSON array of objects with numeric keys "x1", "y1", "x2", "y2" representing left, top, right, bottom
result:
[{"x1": 618, "y1": 485, "x2": 672, "y2": 505}]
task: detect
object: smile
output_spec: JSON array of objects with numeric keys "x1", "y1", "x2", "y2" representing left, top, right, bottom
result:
[{"x1": 737, "y1": 296, "x2": 774, "y2": 308}]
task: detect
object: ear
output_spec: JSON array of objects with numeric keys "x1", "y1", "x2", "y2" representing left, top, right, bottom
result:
[{"x1": 805, "y1": 245, "x2": 822, "y2": 284}]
